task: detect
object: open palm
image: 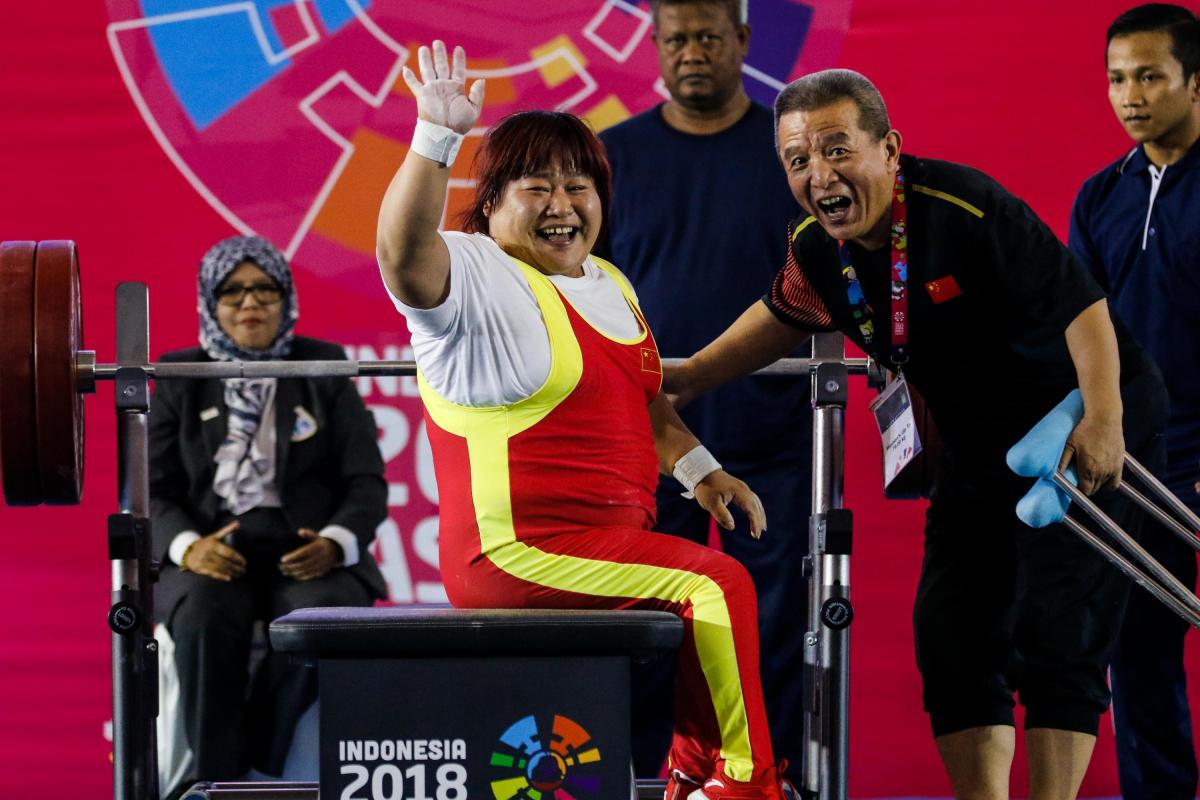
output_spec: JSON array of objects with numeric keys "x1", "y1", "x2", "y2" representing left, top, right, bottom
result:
[{"x1": 402, "y1": 41, "x2": 485, "y2": 135}]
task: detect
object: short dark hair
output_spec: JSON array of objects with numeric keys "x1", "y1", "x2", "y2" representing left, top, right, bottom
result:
[
  {"x1": 650, "y1": 0, "x2": 746, "y2": 27},
  {"x1": 461, "y1": 111, "x2": 612, "y2": 237},
  {"x1": 1107, "y1": 3, "x2": 1200, "y2": 81},
  {"x1": 774, "y1": 69, "x2": 891, "y2": 141}
]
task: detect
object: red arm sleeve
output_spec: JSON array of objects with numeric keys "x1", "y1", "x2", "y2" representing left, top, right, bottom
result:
[{"x1": 764, "y1": 229, "x2": 835, "y2": 331}]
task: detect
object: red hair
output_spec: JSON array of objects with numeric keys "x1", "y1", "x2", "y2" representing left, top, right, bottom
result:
[{"x1": 461, "y1": 111, "x2": 612, "y2": 237}]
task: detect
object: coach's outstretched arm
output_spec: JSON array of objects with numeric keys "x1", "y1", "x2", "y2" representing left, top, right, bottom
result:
[
  {"x1": 376, "y1": 40, "x2": 484, "y2": 309},
  {"x1": 664, "y1": 300, "x2": 813, "y2": 403}
]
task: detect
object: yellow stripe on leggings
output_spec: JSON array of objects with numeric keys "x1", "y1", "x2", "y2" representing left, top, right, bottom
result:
[{"x1": 487, "y1": 540, "x2": 756, "y2": 782}]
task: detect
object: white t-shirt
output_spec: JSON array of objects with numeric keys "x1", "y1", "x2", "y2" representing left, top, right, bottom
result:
[{"x1": 385, "y1": 232, "x2": 643, "y2": 407}]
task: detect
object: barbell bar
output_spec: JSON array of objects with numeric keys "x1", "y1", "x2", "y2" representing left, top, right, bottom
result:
[
  {"x1": 0, "y1": 240, "x2": 876, "y2": 507},
  {"x1": 85, "y1": 357, "x2": 874, "y2": 380}
]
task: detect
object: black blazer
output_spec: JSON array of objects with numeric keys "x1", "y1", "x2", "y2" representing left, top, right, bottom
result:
[{"x1": 149, "y1": 336, "x2": 388, "y2": 599}]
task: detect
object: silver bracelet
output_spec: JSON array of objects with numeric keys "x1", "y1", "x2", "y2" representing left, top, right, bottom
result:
[
  {"x1": 411, "y1": 119, "x2": 465, "y2": 167},
  {"x1": 673, "y1": 445, "x2": 722, "y2": 498}
]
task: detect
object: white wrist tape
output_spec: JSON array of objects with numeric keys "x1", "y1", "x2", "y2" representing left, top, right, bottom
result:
[
  {"x1": 673, "y1": 445, "x2": 722, "y2": 499},
  {"x1": 411, "y1": 119, "x2": 465, "y2": 167}
]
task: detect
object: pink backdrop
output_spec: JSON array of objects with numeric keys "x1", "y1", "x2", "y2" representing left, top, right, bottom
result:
[{"x1": 1, "y1": 0, "x2": 1198, "y2": 797}]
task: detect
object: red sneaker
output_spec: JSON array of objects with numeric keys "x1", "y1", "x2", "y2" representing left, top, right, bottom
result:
[
  {"x1": 776, "y1": 761, "x2": 799, "y2": 800},
  {"x1": 686, "y1": 761, "x2": 797, "y2": 800},
  {"x1": 664, "y1": 767, "x2": 705, "y2": 800}
]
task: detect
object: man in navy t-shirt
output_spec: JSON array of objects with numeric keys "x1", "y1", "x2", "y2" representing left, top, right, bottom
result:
[
  {"x1": 1068, "y1": 5, "x2": 1200, "y2": 798},
  {"x1": 598, "y1": 0, "x2": 810, "y2": 790}
]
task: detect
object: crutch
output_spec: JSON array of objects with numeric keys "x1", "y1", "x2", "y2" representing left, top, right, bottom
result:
[{"x1": 1006, "y1": 389, "x2": 1200, "y2": 627}]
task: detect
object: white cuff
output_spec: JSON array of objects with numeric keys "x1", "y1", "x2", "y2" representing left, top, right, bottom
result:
[
  {"x1": 320, "y1": 525, "x2": 359, "y2": 567},
  {"x1": 168, "y1": 531, "x2": 202, "y2": 566},
  {"x1": 672, "y1": 445, "x2": 722, "y2": 499},
  {"x1": 411, "y1": 119, "x2": 465, "y2": 167}
]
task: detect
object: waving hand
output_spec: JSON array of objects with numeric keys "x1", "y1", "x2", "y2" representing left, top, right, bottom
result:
[{"x1": 401, "y1": 41, "x2": 485, "y2": 135}]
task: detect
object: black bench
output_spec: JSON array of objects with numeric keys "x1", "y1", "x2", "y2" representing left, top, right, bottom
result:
[{"x1": 180, "y1": 606, "x2": 681, "y2": 800}]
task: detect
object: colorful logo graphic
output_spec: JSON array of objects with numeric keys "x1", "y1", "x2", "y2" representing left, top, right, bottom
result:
[
  {"x1": 105, "y1": 0, "x2": 850, "y2": 267},
  {"x1": 489, "y1": 714, "x2": 602, "y2": 799}
]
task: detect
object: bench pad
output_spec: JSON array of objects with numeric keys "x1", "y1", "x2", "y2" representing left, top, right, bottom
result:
[{"x1": 270, "y1": 606, "x2": 684, "y2": 657}]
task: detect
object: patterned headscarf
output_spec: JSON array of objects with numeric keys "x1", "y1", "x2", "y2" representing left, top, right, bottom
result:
[
  {"x1": 197, "y1": 235, "x2": 298, "y2": 514},
  {"x1": 197, "y1": 235, "x2": 298, "y2": 361}
]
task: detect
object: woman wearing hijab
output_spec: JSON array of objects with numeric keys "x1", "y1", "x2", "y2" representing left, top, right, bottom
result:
[{"x1": 149, "y1": 235, "x2": 387, "y2": 795}]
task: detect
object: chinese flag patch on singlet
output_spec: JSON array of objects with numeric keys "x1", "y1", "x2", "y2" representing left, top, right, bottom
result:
[
  {"x1": 641, "y1": 348, "x2": 661, "y2": 374},
  {"x1": 924, "y1": 275, "x2": 962, "y2": 303}
]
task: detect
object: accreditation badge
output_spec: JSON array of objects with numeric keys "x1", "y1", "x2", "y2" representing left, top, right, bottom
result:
[{"x1": 869, "y1": 374, "x2": 923, "y2": 490}]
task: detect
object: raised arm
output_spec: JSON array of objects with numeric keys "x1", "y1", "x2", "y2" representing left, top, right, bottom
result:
[
  {"x1": 663, "y1": 300, "x2": 813, "y2": 400},
  {"x1": 376, "y1": 41, "x2": 485, "y2": 309}
]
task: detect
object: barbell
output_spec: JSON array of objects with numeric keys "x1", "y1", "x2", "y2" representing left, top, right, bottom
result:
[{"x1": 0, "y1": 240, "x2": 875, "y2": 507}]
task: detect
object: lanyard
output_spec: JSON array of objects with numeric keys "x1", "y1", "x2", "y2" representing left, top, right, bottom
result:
[{"x1": 836, "y1": 170, "x2": 908, "y2": 367}]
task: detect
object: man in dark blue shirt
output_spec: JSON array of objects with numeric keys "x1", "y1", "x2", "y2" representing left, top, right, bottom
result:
[
  {"x1": 598, "y1": 0, "x2": 810, "y2": 791},
  {"x1": 1068, "y1": 5, "x2": 1200, "y2": 798}
]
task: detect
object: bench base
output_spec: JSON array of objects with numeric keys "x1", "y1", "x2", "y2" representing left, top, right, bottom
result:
[
  {"x1": 181, "y1": 779, "x2": 669, "y2": 799},
  {"x1": 269, "y1": 607, "x2": 684, "y2": 800}
]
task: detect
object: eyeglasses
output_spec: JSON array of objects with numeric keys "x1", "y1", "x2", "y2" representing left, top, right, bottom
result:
[{"x1": 216, "y1": 283, "x2": 283, "y2": 306}]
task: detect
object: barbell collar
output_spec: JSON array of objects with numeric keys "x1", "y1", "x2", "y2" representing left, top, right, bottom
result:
[{"x1": 76, "y1": 351, "x2": 97, "y2": 394}]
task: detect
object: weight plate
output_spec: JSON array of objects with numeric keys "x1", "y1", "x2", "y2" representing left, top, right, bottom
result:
[
  {"x1": 33, "y1": 241, "x2": 84, "y2": 504},
  {"x1": 0, "y1": 242, "x2": 42, "y2": 504}
]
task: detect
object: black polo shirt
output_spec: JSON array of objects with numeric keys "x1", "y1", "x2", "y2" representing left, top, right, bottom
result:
[{"x1": 765, "y1": 154, "x2": 1155, "y2": 455}]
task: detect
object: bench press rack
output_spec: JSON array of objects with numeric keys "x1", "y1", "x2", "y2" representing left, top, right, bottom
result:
[{"x1": 0, "y1": 241, "x2": 872, "y2": 800}]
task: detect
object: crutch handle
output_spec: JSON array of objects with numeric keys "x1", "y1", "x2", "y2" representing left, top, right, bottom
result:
[
  {"x1": 1007, "y1": 389, "x2": 1083, "y2": 479},
  {"x1": 1015, "y1": 469, "x2": 1075, "y2": 529},
  {"x1": 1008, "y1": 390, "x2": 1200, "y2": 629}
]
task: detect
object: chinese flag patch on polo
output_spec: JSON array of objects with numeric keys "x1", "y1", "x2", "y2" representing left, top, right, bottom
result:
[
  {"x1": 641, "y1": 348, "x2": 661, "y2": 374},
  {"x1": 924, "y1": 275, "x2": 962, "y2": 303}
]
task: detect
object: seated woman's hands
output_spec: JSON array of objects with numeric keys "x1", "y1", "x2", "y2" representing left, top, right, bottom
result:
[
  {"x1": 694, "y1": 471, "x2": 767, "y2": 539},
  {"x1": 181, "y1": 520, "x2": 246, "y2": 581},
  {"x1": 181, "y1": 521, "x2": 344, "y2": 582},
  {"x1": 279, "y1": 528, "x2": 344, "y2": 582}
]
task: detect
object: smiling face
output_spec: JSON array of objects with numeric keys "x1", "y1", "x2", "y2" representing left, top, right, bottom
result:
[
  {"x1": 777, "y1": 97, "x2": 902, "y2": 250},
  {"x1": 486, "y1": 163, "x2": 602, "y2": 277},
  {"x1": 653, "y1": 1, "x2": 749, "y2": 113},
  {"x1": 215, "y1": 261, "x2": 283, "y2": 351},
  {"x1": 1107, "y1": 30, "x2": 1200, "y2": 153}
]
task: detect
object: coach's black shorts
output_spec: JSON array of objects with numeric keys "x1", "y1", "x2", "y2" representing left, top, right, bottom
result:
[{"x1": 914, "y1": 373, "x2": 1168, "y2": 737}]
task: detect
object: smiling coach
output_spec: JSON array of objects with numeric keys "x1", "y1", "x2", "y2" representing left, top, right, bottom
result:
[{"x1": 665, "y1": 69, "x2": 1170, "y2": 800}]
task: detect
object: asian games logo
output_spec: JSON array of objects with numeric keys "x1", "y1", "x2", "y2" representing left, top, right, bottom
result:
[{"x1": 489, "y1": 714, "x2": 602, "y2": 799}]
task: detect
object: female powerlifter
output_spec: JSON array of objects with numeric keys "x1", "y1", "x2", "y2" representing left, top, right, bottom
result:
[{"x1": 373, "y1": 40, "x2": 795, "y2": 800}]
